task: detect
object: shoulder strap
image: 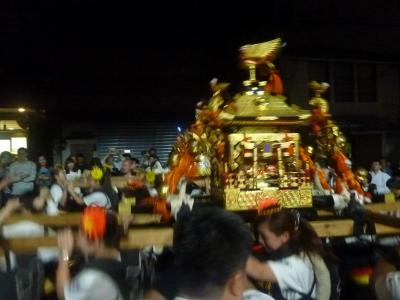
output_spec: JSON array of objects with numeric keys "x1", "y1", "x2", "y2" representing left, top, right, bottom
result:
[
  {"x1": 285, "y1": 272, "x2": 316, "y2": 300},
  {"x1": 306, "y1": 273, "x2": 317, "y2": 298}
]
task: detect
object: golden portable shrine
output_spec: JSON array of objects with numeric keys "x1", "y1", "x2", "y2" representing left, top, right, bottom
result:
[{"x1": 165, "y1": 37, "x2": 371, "y2": 212}]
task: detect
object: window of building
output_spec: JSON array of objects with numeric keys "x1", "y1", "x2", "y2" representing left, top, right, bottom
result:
[
  {"x1": 11, "y1": 137, "x2": 27, "y2": 154},
  {"x1": 0, "y1": 140, "x2": 11, "y2": 153},
  {"x1": 333, "y1": 63, "x2": 354, "y2": 102},
  {"x1": 356, "y1": 63, "x2": 377, "y2": 102},
  {"x1": 308, "y1": 61, "x2": 331, "y2": 101}
]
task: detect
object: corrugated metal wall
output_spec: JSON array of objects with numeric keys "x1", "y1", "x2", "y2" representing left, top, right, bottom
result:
[{"x1": 96, "y1": 122, "x2": 180, "y2": 165}]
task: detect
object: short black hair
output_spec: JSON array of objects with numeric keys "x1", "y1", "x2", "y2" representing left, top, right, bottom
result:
[
  {"x1": 17, "y1": 147, "x2": 27, "y2": 154},
  {"x1": 173, "y1": 207, "x2": 252, "y2": 298}
]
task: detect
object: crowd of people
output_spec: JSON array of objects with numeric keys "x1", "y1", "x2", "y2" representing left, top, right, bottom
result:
[
  {"x1": 358, "y1": 158, "x2": 400, "y2": 200},
  {"x1": 0, "y1": 147, "x2": 167, "y2": 215},
  {"x1": 312, "y1": 157, "x2": 400, "y2": 210},
  {"x1": 0, "y1": 148, "x2": 398, "y2": 299}
]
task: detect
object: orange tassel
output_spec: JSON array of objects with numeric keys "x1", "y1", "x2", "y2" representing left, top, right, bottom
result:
[
  {"x1": 81, "y1": 206, "x2": 107, "y2": 241},
  {"x1": 331, "y1": 150, "x2": 367, "y2": 196},
  {"x1": 299, "y1": 147, "x2": 330, "y2": 190},
  {"x1": 316, "y1": 169, "x2": 331, "y2": 190},
  {"x1": 335, "y1": 177, "x2": 344, "y2": 194},
  {"x1": 299, "y1": 147, "x2": 314, "y2": 178},
  {"x1": 265, "y1": 70, "x2": 284, "y2": 94},
  {"x1": 166, "y1": 151, "x2": 198, "y2": 194},
  {"x1": 142, "y1": 197, "x2": 171, "y2": 222}
]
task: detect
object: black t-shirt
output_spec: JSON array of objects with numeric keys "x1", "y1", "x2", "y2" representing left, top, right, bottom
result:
[
  {"x1": 149, "y1": 249, "x2": 177, "y2": 300},
  {"x1": 0, "y1": 272, "x2": 17, "y2": 300}
]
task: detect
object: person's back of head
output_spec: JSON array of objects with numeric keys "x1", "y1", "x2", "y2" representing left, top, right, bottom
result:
[{"x1": 173, "y1": 207, "x2": 252, "y2": 300}]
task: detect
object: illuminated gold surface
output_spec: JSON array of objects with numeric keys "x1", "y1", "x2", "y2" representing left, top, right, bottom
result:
[
  {"x1": 224, "y1": 185, "x2": 313, "y2": 210},
  {"x1": 227, "y1": 93, "x2": 310, "y2": 119},
  {"x1": 228, "y1": 132, "x2": 300, "y2": 167},
  {"x1": 240, "y1": 38, "x2": 282, "y2": 66}
]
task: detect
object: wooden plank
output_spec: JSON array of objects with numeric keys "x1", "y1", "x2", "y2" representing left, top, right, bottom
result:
[
  {"x1": 2, "y1": 213, "x2": 161, "y2": 227},
  {"x1": 317, "y1": 202, "x2": 400, "y2": 217},
  {"x1": 0, "y1": 221, "x2": 399, "y2": 255},
  {"x1": 375, "y1": 224, "x2": 400, "y2": 235},
  {"x1": 121, "y1": 228, "x2": 173, "y2": 248},
  {"x1": 6, "y1": 237, "x2": 58, "y2": 253},
  {"x1": 0, "y1": 227, "x2": 174, "y2": 254},
  {"x1": 72, "y1": 176, "x2": 130, "y2": 188},
  {"x1": 311, "y1": 219, "x2": 400, "y2": 237},
  {"x1": 364, "y1": 210, "x2": 400, "y2": 229},
  {"x1": 3, "y1": 213, "x2": 82, "y2": 226},
  {"x1": 311, "y1": 220, "x2": 354, "y2": 237},
  {"x1": 365, "y1": 202, "x2": 400, "y2": 213},
  {"x1": 317, "y1": 210, "x2": 335, "y2": 217},
  {"x1": 1, "y1": 217, "x2": 399, "y2": 255}
]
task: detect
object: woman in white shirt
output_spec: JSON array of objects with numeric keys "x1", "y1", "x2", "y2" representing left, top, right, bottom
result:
[
  {"x1": 45, "y1": 167, "x2": 69, "y2": 215},
  {"x1": 246, "y1": 200, "x2": 331, "y2": 300},
  {"x1": 65, "y1": 157, "x2": 81, "y2": 182}
]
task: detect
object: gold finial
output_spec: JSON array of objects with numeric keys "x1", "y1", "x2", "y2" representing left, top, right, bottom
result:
[
  {"x1": 240, "y1": 38, "x2": 282, "y2": 81},
  {"x1": 309, "y1": 81, "x2": 329, "y2": 97},
  {"x1": 309, "y1": 81, "x2": 330, "y2": 113}
]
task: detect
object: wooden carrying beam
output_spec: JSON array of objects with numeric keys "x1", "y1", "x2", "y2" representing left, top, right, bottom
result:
[
  {"x1": 2, "y1": 228, "x2": 174, "y2": 254},
  {"x1": 72, "y1": 176, "x2": 130, "y2": 189},
  {"x1": 1, "y1": 202, "x2": 400, "y2": 254},
  {"x1": 1, "y1": 219, "x2": 400, "y2": 254},
  {"x1": 317, "y1": 202, "x2": 400, "y2": 217},
  {"x1": 2, "y1": 213, "x2": 161, "y2": 227}
]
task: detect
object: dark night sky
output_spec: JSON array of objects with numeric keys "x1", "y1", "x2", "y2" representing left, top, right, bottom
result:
[{"x1": 0, "y1": 0, "x2": 399, "y2": 121}]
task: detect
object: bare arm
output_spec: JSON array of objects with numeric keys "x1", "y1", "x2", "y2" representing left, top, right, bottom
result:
[
  {"x1": 0, "y1": 176, "x2": 11, "y2": 191},
  {"x1": 59, "y1": 187, "x2": 68, "y2": 207},
  {"x1": 52, "y1": 184, "x2": 69, "y2": 207},
  {"x1": 246, "y1": 256, "x2": 277, "y2": 283},
  {"x1": 67, "y1": 182, "x2": 84, "y2": 205},
  {"x1": 0, "y1": 198, "x2": 21, "y2": 225},
  {"x1": 101, "y1": 152, "x2": 112, "y2": 165},
  {"x1": 56, "y1": 229, "x2": 74, "y2": 299},
  {"x1": 56, "y1": 259, "x2": 70, "y2": 300}
]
